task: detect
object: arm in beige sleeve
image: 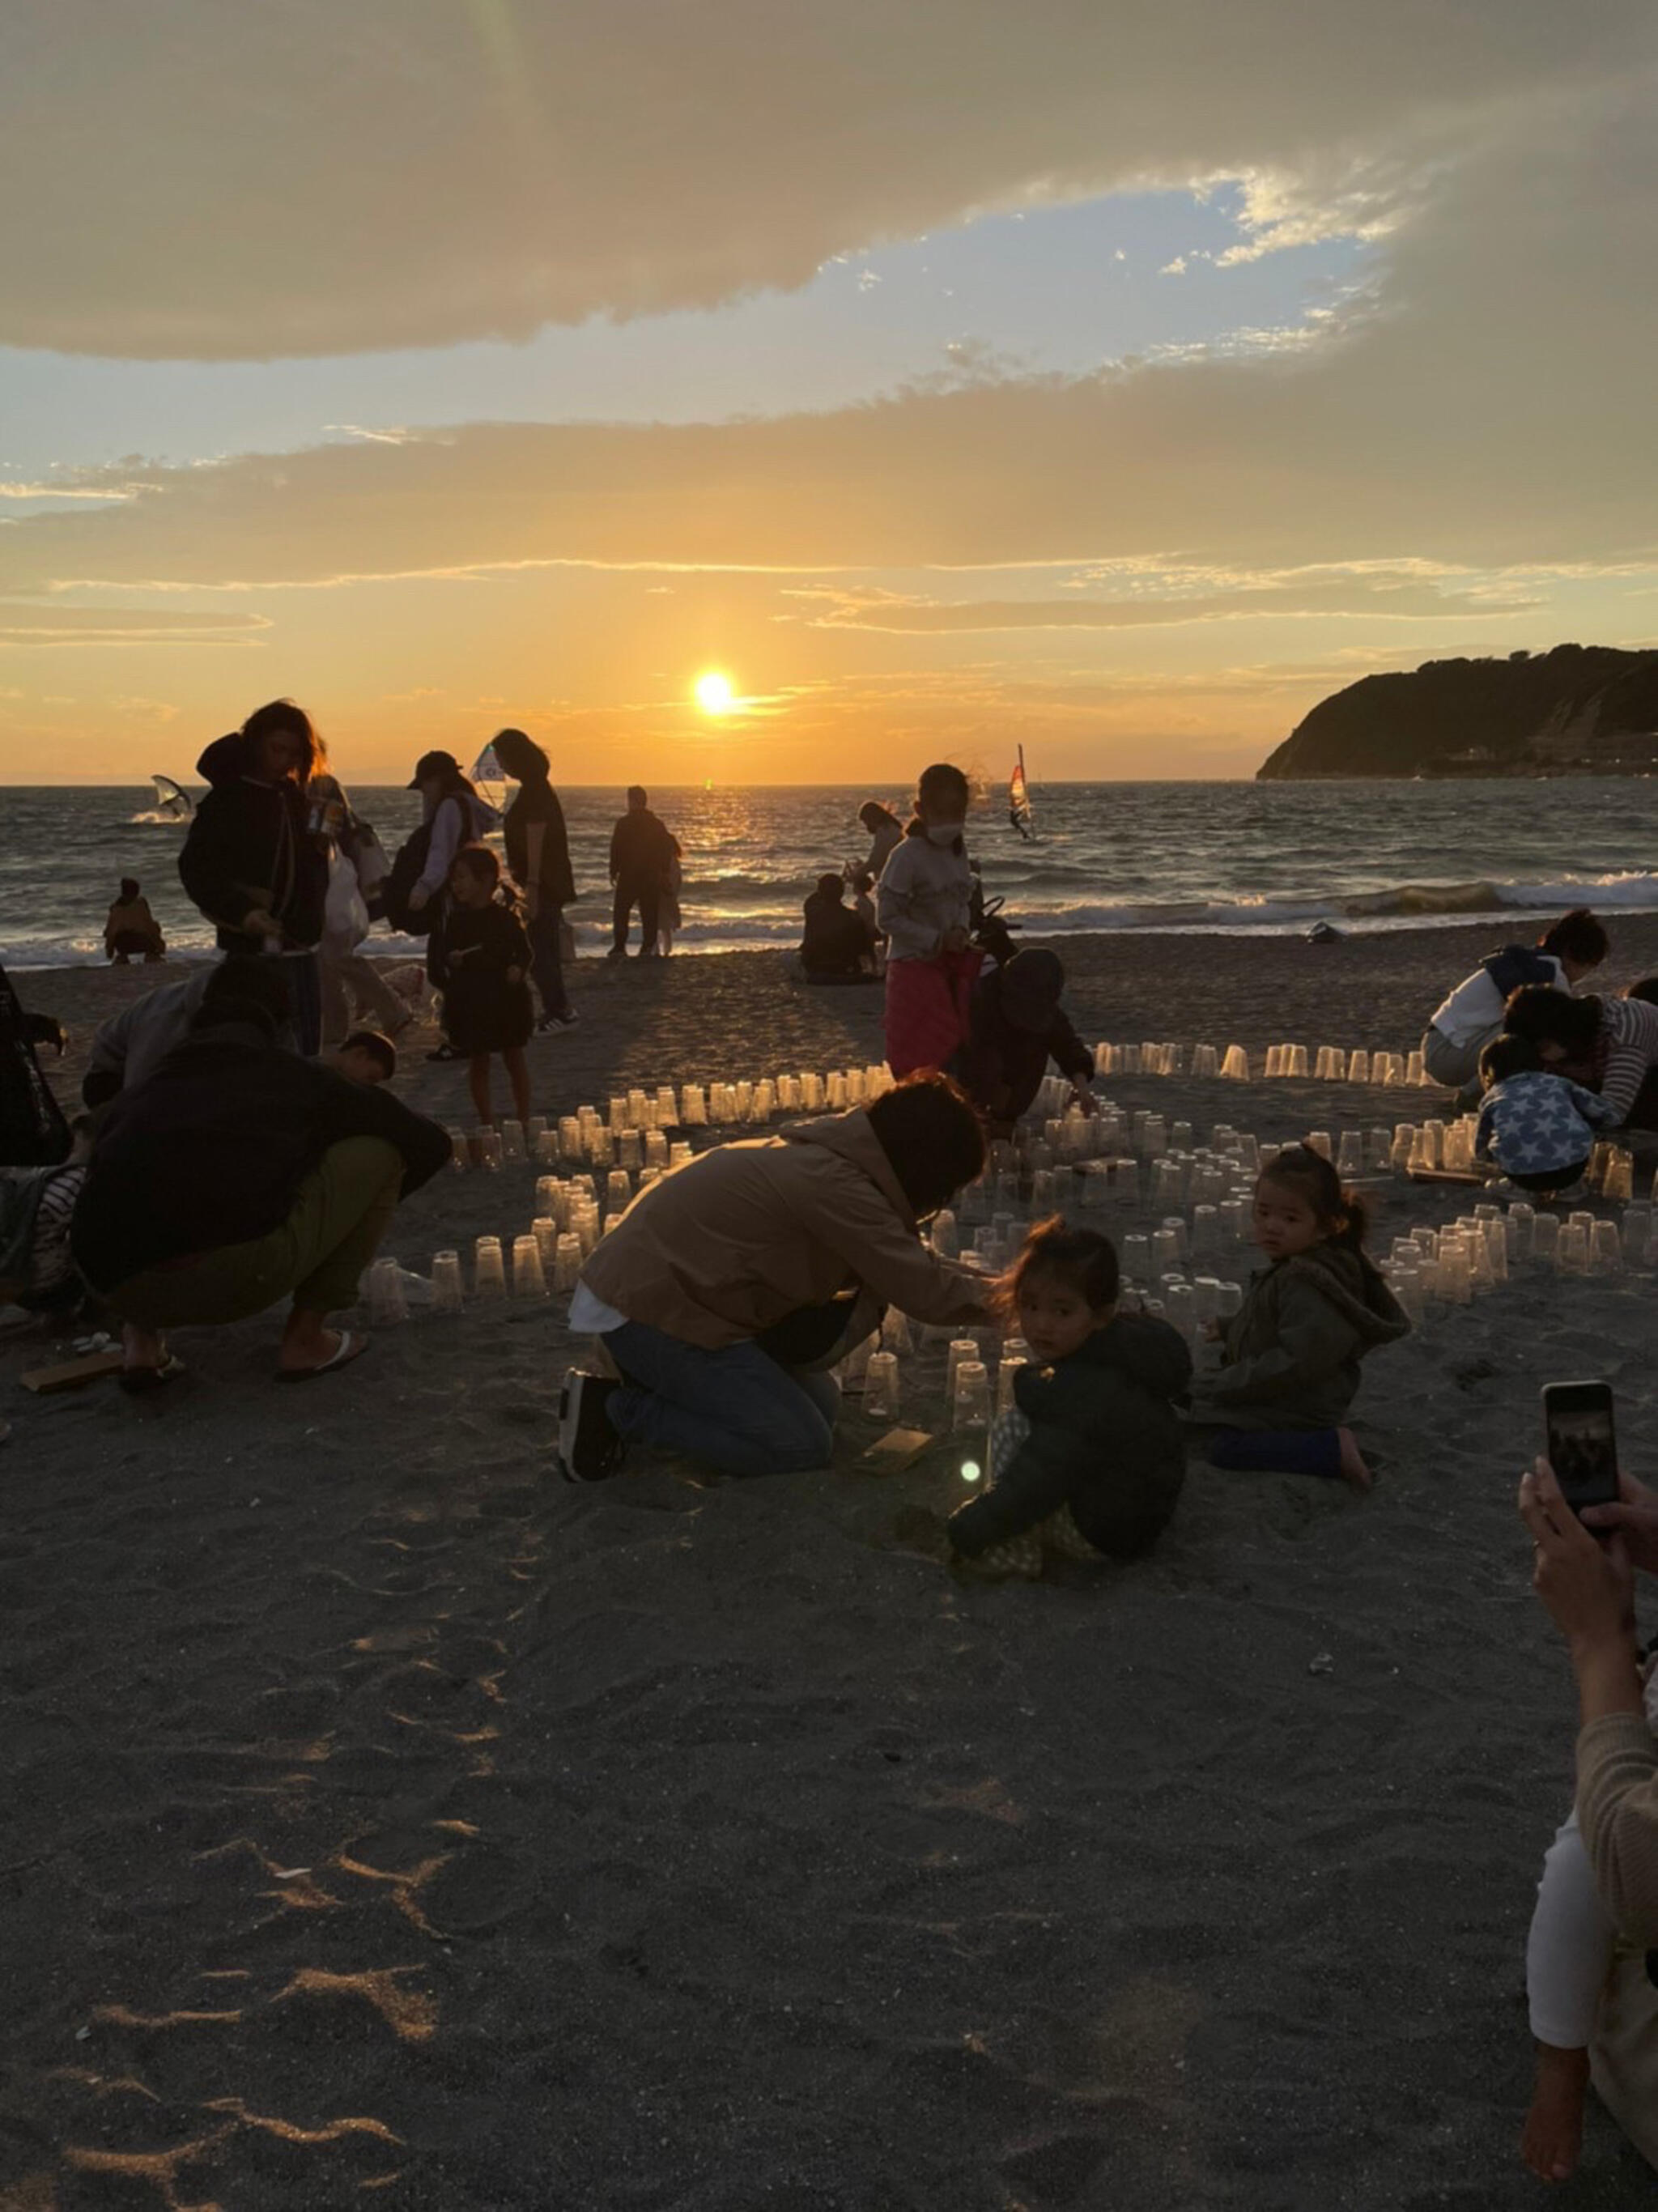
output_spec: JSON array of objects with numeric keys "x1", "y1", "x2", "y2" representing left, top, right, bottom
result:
[{"x1": 1575, "y1": 1711, "x2": 1658, "y2": 1943}]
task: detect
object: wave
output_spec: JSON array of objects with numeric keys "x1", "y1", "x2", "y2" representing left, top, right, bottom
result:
[{"x1": 127, "y1": 810, "x2": 191, "y2": 827}]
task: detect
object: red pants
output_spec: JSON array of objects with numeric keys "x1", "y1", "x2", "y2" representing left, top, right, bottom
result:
[{"x1": 883, "y1": 949, "x2": 982, "y2": 1078}]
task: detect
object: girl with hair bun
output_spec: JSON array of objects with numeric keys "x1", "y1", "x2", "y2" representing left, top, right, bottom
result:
[{"x1": 1190, "y1": 1144, "x2": 1409, "y2": 1492}]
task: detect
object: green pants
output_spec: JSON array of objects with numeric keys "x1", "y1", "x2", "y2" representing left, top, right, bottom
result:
[{"x1": 113, "y1": 1137, "x2": 404, "y2": 1327}]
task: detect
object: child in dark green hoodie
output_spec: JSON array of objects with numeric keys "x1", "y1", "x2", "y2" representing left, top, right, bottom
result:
[
  {"x1": 946, "y1": 1219, "x2": 1192, "y2": 1579},
  {"x1": 1189, "y1": 1143, "x2": 1409, "y2": 1492}
]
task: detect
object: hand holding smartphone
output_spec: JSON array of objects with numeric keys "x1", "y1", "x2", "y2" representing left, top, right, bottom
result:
[{"x1": 1541, "y1": 1380, "x2": 1622, "y2": 1516}]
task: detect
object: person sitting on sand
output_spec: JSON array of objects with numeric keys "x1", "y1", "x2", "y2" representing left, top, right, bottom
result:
[
  {"x1": 557, "y1": 1073, "x2": 993, "y2": 1482},
  {"x1": 71, "y1": 994, "x2": 450, "y2": 1389},
  {"x1": 104, "y1": 878, "x2": 166, "y2": 964},
  {"x1": 1503, "y1": 983, "x2": 1658, "y2": 1131},
  {"x1": 955, "y1": 947, "x2": 1096, "y2": 1138},
  {"x1": 1188, "y1": 1144, "x2": 1409, "y2": 1491},
  {"x1": 1519, "y1": 1457, "x2": 1658, "y2": 2180},
  {"x1": 1474, "y1": 1034, "x2": 1618, "y2": 1197},
  {"x1": 1420, "y1": 908, "x2": 1608, "y2": 1097},
  {"x1": 800, "y1": 872, "x2": 874, "y2": 982},
  {"x1": 942, "y1": 1219, "x2": 1191, "y2": 1579}
]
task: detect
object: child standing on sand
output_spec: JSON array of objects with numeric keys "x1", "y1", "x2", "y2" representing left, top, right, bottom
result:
[
  {"x1": 1189, "y1": 1144, "x2": 1408, "y2": 1491},
  {"x1": 1521, "y1": 1644, "x2": 1658, "y2": 2182},
  {"x1": 943, "y1": 1219, "x2": 1192, "y2": 1578},
  {"x1": 877, "y1": 762, "x2": 978, "y2": 1078},
  {"x1": 427, "y1": 844, "x2": 534, "y2": 1129}
]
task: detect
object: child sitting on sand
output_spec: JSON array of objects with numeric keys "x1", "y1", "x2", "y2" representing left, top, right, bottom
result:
[
  {"x1": 943, "y1": 1219, "x2": 1192, "y2": 1578},
  {"x1": 877, "y1": 762, "x2": 978, "y2": 1078},
  {"x1": 427, "y1": 843, "x2": 534, "y2": 1129},
  {"x1": 1521, "y1": 1644, "x2": 1658, "y2": 2183},
  {"x1": 1189, "y1": 1144, "x2": 1408, "y2": 1491},
  {"x1": 1474, "y1": 1033, "x2": 1618, "y2": 1196}
]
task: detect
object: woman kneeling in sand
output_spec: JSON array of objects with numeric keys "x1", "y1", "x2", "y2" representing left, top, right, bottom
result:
[
  {"x1": 71, "y1": 992, "x2": 452, "y2": 1387},
  {"x1": 558, "y1": 1074, "x2": 993, "y2": 1480}
]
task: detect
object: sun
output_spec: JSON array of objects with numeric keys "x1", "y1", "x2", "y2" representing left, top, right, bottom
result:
[{"x1": 694, "y1": 669, "x2": 735, "y2": 715}]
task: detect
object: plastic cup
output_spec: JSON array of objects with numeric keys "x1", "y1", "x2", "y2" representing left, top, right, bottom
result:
[
  {"x1": 606, "y1": 1168, "x2": 632, "y2": 1213},
  {"x1": 931, "y1": 1208, "x2": 959, "y2": 1259},
  {"x1": 1590, "y1": 1220, "x2": 1622, "y2": 1274},
  {"x1": 430, "y1": 1250, "x2": 462, "y2": 1314},
  {"x1": 478, "y1": 1129, "x2": 504, "y2": 1172},
  {"x1": 365, "y1": 1258, "x2": 407, "y2": 1325},
  {"x1": 946, "y1": 1338, "x2": 981, "y2": 1401},
  {"x1": 1121, "y1": 1233, "x2": 1150, "y2": 1284},
  {"x1": 1165, "y1": 1282, "x2": 1197, "y2": 1340},
  {"x1": 447, "y1": 1126, "x2": 470, "y2": 1172},
  {"x1": 995, "y1": 1354, "x2": 1027, "y2": 1416},
  {"x1": 512, "y1": 1234, "x2": 548, "y2": 1298},
  {"x1": 619, "y1": 1129, "x2": 643, "y2": 1170},
  {"x1": 1531, "y1": 1213, "x2": 1559, "y2": 1266},
  {"x1": 951, "y1": 1360, "x2": 989, "y2": 1432},
  {"x1": 553, "y1": 1232, "x2": 583, "y2": 1291},
  {"x1": 1604, "y1": 1151, "x2": 1635, "y2": 1203},
  {"x1": 532, "y1": 1216, "x2": 559, "y2": 1270},
  {"x1": 1622, "y1": 1204, "x2": 1652, "y2": 1263},
  {"x1": 474, "y1": 1236, "x2": 507, "y2": 1298},
  {"x1": 500, "y1": 1120, "x2": 525, "y2": 1163},
  {"x1": 882, "y1": 1308, "x2": 916, "y2": 1355},
  {"x1": 1335, "y1": 1132, "x2": 1364, "y2": 1176},
  {"x1": 1558, "y1": 1223, "x2": 1588, "y2": 1274},
  {"x1": 864, "y1": 1351, "x2": 900, "y2": 1419},
  {"x1": 1287, "y1": 1046, "x2": 1310, "y2": 1078},
  {"x1": 1348, "y1": 1050, "x2": 1371, "y2": 1083},
  {"x1": 1221, "y1": 1046, "x2": 1251, "y2": 1082},
  {"x1": 1192, "y1": 1044, "x2": 1219, "y2": 1078},
  {"x1": 1217, "y1": 1281, "x2": 1244, "y2": 1320}
]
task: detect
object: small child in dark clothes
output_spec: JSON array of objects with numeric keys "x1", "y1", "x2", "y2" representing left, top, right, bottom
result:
[
  {"x1": 944, "y1": 1218, "x2": 1192, "y2": 1579},
  {"x1": 427, "y1": 843, "x2": 534, "y2": 1128},
  {"x1": 1474, "y1": 1032, "x2": 1617, "y2": 1194},
  {"x1": 955, "y1": 947, "x2": 1096, "y2": 1136}
]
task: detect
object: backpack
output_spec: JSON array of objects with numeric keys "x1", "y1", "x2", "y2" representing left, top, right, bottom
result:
[{"x1": 382, "y1": 819, "x2": 436, "y2": 936}]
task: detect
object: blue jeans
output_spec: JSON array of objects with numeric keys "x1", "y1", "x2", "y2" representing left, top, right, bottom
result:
[
  {"x1": 1208, "y1": 1427, "x2": 1342, "y2": 1479},
  {"x1": 604, "y1": 1319, "x2": 840, "y2": 1477}
]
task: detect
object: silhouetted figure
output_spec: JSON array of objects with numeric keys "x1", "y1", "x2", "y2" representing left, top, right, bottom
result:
[
  {"x1": 104, "y1": 878, "x2": 166, "y2": 963},
  {"x1": 608, "y1": 787, "x2": 677, "y2": 961}
]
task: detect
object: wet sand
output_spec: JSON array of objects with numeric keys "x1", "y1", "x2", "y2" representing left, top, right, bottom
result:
[{"x1": 5, "y1": 921, "x2": 1658, "y2": 2209}]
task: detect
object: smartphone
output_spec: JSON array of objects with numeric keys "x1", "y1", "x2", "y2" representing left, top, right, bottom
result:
[{"x1": 1541, "y1": 1380, "x2": 1622, "y2": 1516}]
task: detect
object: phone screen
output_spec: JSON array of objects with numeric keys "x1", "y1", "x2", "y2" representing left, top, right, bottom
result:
[{"x1": 1543, "y1": 1385, "x2": 1620, "y2": 1514}]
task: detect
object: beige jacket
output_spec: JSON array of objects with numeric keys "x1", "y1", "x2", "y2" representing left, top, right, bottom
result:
[
  {"x1": 580, "y1": 1110, "x2": 989, "y2": 1349},
  {"x1": 1577, "y1": 1710, "x2": 1658, "y2": 2168}
]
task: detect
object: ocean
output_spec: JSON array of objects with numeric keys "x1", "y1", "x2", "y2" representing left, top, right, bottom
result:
[{"x1": 5, "y1": 778, "x2": 1658, "y2": 968}]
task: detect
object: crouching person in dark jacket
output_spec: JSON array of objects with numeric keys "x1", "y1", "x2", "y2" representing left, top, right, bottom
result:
[
  {"x1": 946, "y1": 1220, "x2": 1190, "y2": 1578},
  {"x1": 956, "y1": 948, "x2": 1096, "y2": 1137},
  {"x1": 72, "y1": 994, "x2": 451, "y2": 1390}
]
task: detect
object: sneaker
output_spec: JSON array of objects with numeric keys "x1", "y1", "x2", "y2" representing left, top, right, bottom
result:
[
  {"x1": 557, "y1": 1371, "x2": 625, "y2": 1482},
  {"x1": 537, "y1": 1006, "x2": 579, "y2": 1031},
  {"x1": 605, "y1": 946, "x2": 627, "y2": 963}
]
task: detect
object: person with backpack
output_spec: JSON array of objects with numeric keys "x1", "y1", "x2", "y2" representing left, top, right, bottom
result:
[
  {"x1": 1419, "y1": 909, "x2": 1609, "y2": 1096},
  {"x1": 381, "y1": 751, "x2": 500, "y2": 935},
  {"x1": 176, "y1": 699, "x2": 330, "y2": 1053}
]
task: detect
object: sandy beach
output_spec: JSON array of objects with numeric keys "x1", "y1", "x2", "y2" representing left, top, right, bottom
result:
[{"x1": 6, "y1": 920, "x2": 1658, "y2": 2209}]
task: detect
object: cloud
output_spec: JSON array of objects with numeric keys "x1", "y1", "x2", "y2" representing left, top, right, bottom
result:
[
  {"x1": 0, "y1": 603, "x2": 270, "y2": 644},
  {"x1": 1, "y1": 2, "x2": 1650, "y2": 358},
  {"x1": 786, "y1": 572, "x2": 1541, "y2": 632}
]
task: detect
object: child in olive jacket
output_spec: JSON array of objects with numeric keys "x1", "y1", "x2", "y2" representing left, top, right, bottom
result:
[
  {"x1": 946, "y1": 1219, "x2": 1191, "y2": 1577},
  {"x1": 1190, "y1": 1143, "x2": 1409, "y2": 1491}
]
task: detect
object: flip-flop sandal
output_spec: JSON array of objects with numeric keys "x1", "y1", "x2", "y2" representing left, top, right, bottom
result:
[
  {"x1": 118, "y1": 1355, "x2": 186, "y2": 1396},
  {"x1": 424, "y1": 1044, "x2": 461, "y2": 1062},
  {"x1": 278, "y1": 1329, "x2": 369, "y2": 1383}
]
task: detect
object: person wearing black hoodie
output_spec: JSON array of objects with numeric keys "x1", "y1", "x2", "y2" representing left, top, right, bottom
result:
[
  {"x1": 945, "y1": 1221, "x2": 1191, "y2": 1574},
  {"x1": 956, "y1": 948, "x2": 1096, "y2": 1135},
  {"x1": 178, "y1": 699, "x2": 329, "y2": 1053},
  {"x1": 73, "y1": 997, "x2": 450, "y2": 1385}
]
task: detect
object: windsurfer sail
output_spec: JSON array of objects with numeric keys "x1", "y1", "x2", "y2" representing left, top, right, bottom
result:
[
  {"x1": 150, "y1": 773, "x2": 193, "y2": 823},
  {"x1": 1008, "y1": 747, "x2": 1035, "y2": 840}
]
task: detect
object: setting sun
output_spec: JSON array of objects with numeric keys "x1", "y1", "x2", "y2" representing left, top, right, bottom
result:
[{"x1": 694, "y1": 669, "x2": 735, "y2": 715}]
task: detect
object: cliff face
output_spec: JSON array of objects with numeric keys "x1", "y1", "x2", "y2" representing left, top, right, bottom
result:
[{"x1": 1256, "y1": 644, "x2": 1658, "y2": 780}]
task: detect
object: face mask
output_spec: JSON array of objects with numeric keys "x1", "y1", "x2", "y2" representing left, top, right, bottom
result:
[{"x1": 925, "y1": 823, "x2": 961, "y2": 848}]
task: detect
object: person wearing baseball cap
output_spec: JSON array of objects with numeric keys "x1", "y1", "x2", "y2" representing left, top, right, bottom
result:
[{"x1": 956, "y1": 946, "x2": 1096, "y2": 1135}]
